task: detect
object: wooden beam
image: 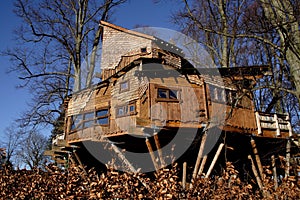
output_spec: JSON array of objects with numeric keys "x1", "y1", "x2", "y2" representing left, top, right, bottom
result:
[
  {"x1": 198, "y1": 155, "x2": 208, "y2": 176},
  {"x1": 110, "y1": 143, "x2": 137, "y2": 173},
  {"x1": 205, "y1": 143, "x2": 224, "y2": 178},
  {"x1": 250, "y1": 138, "x2": 264, "y2": 180},
  {"x1": 192, "y1": 132, "x2": 207, "y2": 181},
  {"x1": 154, "y1": 132, "x2": 165, "y2": 168},
  {"x1": 271, "y1": 155, "x2": 278, "y2": 190},
  {"x1": 145, "y1": 138, "x2": 159, "y2": 171},
  {"x1": 248, "y1": 155, "x2": 264, "y2": 192},
  {"x1": 182, "y1": 162, "x2": 187, "y2": 190}
]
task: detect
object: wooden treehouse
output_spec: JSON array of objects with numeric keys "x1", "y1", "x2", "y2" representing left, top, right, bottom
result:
[{"x1": 46, "y1": 21, "x2": 298, "y2": 178}]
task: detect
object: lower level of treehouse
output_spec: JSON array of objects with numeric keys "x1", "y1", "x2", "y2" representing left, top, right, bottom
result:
[{"x1": 46, "y1": 120, "x2": 299, "y2": 181}]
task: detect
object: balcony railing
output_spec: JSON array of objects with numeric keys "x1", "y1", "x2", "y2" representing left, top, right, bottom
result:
[{"x1": 255, "y1": 112, "x2": 293, "y2": 137}]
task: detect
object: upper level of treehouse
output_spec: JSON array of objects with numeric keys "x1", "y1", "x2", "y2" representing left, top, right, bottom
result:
[{"x1": 63, "y1": 21, "x2": 293, "y2": 144}]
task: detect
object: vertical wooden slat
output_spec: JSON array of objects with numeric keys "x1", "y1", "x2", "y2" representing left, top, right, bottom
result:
[
  {"x1": 255, "y1": 112, "x2": 262, "y2": 135},
  {"x1": 274, "y1": 113, "x2": 281, "y2": 136},
  {"x1": 286, "y1": 114, "x2": 293, "y2": 137}
]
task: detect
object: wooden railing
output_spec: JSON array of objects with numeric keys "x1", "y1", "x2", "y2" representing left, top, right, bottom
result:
[{"x1": 255, "y1": 112, "x2": 293, "y2": 137}]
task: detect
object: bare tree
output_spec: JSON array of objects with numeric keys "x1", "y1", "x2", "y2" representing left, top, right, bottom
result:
[
  {"x1": 3, "y1": 0, "x2": 127, "y2": 130},
  {"x1": 16, "y1": 130, "x2": 48, "y2": 169},
  {"x1": 1, "y1": 123, "x2": 25, "y2": 166},
  {"x1": 174, "y1": 0, "x2": 300, "y2": 131}
]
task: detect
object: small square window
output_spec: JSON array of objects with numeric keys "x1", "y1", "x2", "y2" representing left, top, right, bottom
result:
[
  {"x1": 120, "y1": 81, "x2": 129, "y2": 93},
  {"x1": 141, "y1": 47, "x2": 147, "y2": 53}
]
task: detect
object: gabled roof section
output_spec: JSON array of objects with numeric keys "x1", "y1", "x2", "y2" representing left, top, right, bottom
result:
[{"x1": 100, "y1": 21, "x2": 155, "y2": 40}]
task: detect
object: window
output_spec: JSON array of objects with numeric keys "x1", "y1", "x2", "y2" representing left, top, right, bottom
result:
[
  {"x1": 209, "y1": 85, "x2": 225, "y2": 103},
  {"x1": 141, "y1": 47, "x2": 147, "y2": 53},
  {"x1": 120, "y1": 81, "x2": 129, "y2": 93},
  {"x1": 116, "y1": 102, "x2": 136, "y2": 117},
  {"x1": 158, "y1": 88, "x2": 168, "y2": 98},
  {"x1": 96, "y1": 109, "x2": 109, "y2": 125},
  {"x1": 157, "y1": 88, "x2": 179, "y2": 101},
  {"x1": 70, "y1": 114, "x2": 83, "y2": 131},
  {"x1": 83, "y1": 112, "x2": 94, "y2": 128},
  {"x1": 69, "y1": 108, "x2": 109, "y2": 132}
]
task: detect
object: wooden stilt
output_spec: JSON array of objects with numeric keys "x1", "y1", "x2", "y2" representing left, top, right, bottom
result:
[
  {"x1": 73, "y1": 150, "x2": 88, "y2": 175},
  {"x1": 271, "y1": 155, "x2": 278, "y2": 190},
  {"x1": 248, "y1": 155, "x2": 264, "y2": 193},
  {"x1": 182, "y1": 162, "x2": 187, "y2": 190},
  {"x1": 192, "y1": 132, "x2": 207, "y2": 180},
  {"x1": 205, "y1": 143, "x2": 224, "y2": 178},
  {"x1": 198, "y1": 155, "x2": 207, "y2": 176},
  {"x1": 250, "y1": 138, "x2": 264, "y2": 180},
  {"x1": 110, "y1": 143, "x2": 150, "y2": 190},
  {"x1": 154, "y1": 132, "x2": 165, "y2": 168},
  {"x1": 285, "y1": 139, "x2": 291, "y2": 178},
  {"x1": 145, "y1": 138, "x2": 159, "y2": 171},
  {"x1": 110, "y1": 143, "x2": 137, "y2": 173}
]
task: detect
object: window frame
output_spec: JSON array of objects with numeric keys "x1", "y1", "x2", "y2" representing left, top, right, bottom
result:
[
  {"x1": 69, "y1": 107, "x2": 110, "y2": 133},
  {"x1": 156, "y1": 87, "x2": 180, "y2": 102},
  {"x1": 116, "y1": 101, "x2": 137, "y2": 118},
  {"x1": 119, "y1": 80, "x2": 130, "y2": 93}
]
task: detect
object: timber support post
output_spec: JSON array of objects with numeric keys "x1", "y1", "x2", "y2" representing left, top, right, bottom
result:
[
  {"x1": 271, "y1": 155, "x2": 278, "y2": 190},
  {"x1": 182, "y1": 162, "x2": 187, "y2": 190},
  {"x1": 191, "y1": 132, "x2": 207, "y2": 181},
  {"x1": 145, "y1": 138, "x2": 159, "y2": 171},
  {"x1": 198, "y1": 155, "x2": 207, "y2": 176},
  {"x1": 205, "y1": 143, "x2": 224, "y2": 178},
  {"x1": 248, "y1": 155, "x2": 265, "y2": 197},
  {"x1": 250, "y1": 137, "x2": 264, "y2": 180},
  {"x1": 154, "y1": 132, "x2": 165, "y2": 168},
  {"x1": 285, "y1": 139, "x2": 291, "y2": 178}
]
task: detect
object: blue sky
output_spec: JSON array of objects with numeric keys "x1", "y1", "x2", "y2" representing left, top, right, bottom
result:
[{"x1": 0, "y1": 0, "x2": 182, "y2": 139}]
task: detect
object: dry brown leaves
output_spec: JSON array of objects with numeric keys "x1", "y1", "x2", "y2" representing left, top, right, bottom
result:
[{"x1": 0, "y1": 162, "x2": 299, "y2": 199}]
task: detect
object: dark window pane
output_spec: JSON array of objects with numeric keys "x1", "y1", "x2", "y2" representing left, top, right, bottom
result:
[
  {"x1": 129, "y1": 105, "x2": 135, "y2": 112},
  {"x1": 97, "y1": 117, "x2": 108, "y2": 125},
  {"x1": 158, "y1": 88, "x2": 167, "y2": 98},
  {"x1": 96, "y1": 109, "x2": 108, "y2": 117},
  {"x1": 169, "y1": 90, "x2": 178, "y2": 99}
]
